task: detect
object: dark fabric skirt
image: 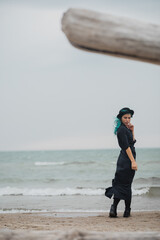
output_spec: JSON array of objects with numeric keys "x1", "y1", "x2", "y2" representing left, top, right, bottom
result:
[{"x1": 105, "y1": 148, "x2": 136, "y2": 200}]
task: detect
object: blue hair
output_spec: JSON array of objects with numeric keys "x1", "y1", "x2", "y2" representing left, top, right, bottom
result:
[{"x1": 114, "y1": 117, "x2": 121, "y2": 135}]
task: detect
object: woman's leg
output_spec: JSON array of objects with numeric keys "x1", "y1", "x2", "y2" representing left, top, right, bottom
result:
[
  {"x1": 109, "y1": 198, "x2": 120, "y2": 217},
  {"x1": 113, "y1": 198, "x2": 120, "y2": 208},
  {"x1": 123, "y1": 198, "x2": 131, "y2": 217},
  {"x1": 124, "y1": 198, "x2": 131, "y2": 209}
]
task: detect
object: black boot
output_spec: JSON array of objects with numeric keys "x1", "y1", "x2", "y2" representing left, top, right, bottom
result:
[
  {"x1": 123, "y1": 208, "x2": 131, "y2": 217},
  {"x1": 109, "y1": 204, "x2": 117, "y2": 218}
]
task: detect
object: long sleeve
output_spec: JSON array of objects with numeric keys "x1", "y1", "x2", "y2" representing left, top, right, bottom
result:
[{"x1": 117, "y1": 127, "x2": 130, "y2": 151}]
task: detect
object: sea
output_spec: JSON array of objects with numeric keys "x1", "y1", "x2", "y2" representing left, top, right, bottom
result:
[{"x1": 0, "y1": 148, "x2": 160, "y2": 214}]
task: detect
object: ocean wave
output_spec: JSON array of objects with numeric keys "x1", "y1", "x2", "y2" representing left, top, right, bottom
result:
[
  {"x1": 0, "y1": 178, "x2": 25, "y2": 183},
  {"x1": 134, "y1": 177, "x2": 160, "y2": 185},
  {"x1": 0, "y1": 208, "x2": 106, "y2": 214},
  {"x1": 0, "y1": 187, "x2": 104, "y2": 196},
  {"x1": 1, "y1": 208, "x2": 160, "y2": 214},
  {"x1": 145, "y1": 186, "x2": 160, "y2": 197},
  {"x1": 0, "y1": 177, "x2": 58, "y2": 183},
  {"x1": 35, "y1": 162, "x2": 66, "y2": 166},
  {"x1": 0, "y1": 186, "x2": 160, "y2": 197},
  {"x1": 34, "y1": 161, "x2": 96, "y2": 166},
  {"x1": 144, "y1": 160, "x2": 160, "y2": 165},
  {"x1": 132, "y1": 187, "x2": 150, "y2": 196},
  {"x1": 133, "y1": 186, "x2": 160, "y2": 197},
  {"x1": 0, "y1": 208, "x2": 48, "y2": 214}
]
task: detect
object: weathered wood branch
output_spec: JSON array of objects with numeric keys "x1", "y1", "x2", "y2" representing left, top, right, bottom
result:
[
  {"x1": 61, "y1": 8, "x2": 160, "y2": 65},
  {"x1": 0, "y1": 230, "x2": 160, "y2": 240}
]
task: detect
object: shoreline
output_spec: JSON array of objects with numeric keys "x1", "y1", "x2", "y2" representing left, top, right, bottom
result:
[
  {"x1": 0, "y1": 211, "x2": 160, "y2": 232},
  {"x1": 0, "y1": 209, "x2": 160, "y2": 215}
]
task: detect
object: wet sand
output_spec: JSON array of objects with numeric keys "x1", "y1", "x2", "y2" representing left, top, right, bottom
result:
[{"x1": 0, "y1": 211, "x2": 160, "y2": 232}]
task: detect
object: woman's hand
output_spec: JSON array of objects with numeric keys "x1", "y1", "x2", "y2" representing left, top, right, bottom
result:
[
  {"x1": 131, "y1": 161, "x2": 138, "y2": 171},
  {"x1": 128, "y1": 123, "x2": 134, "y2": 132},
  {"x1": 126, "y1": 147, "x2": 137, "y2": 170}
]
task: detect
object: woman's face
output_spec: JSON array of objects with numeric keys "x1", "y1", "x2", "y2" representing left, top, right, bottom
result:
[{"x1": 121, "y1": 114, "x2": 131, "y2": 127}]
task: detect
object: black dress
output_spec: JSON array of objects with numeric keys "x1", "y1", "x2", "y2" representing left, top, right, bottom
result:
[{"x1": 105, "y1": 123, "x2": 136, "y2": 201}]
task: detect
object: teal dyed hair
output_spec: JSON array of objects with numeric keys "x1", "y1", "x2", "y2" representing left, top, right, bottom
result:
[{"x1": 114, "y1": 117, "x2": 121, "y2": 135}]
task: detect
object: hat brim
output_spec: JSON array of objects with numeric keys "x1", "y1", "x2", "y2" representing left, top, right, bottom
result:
[{"x1": 117, "y1": 110, "x2": 134, "y2": 119}]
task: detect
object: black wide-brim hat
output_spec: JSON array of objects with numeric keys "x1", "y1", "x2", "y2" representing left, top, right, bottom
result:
[{"x1": 117, "y1": 107, "x2": 134, "y2": 119}]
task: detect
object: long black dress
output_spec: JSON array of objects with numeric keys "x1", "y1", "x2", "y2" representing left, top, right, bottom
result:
[{"x1": 105, "y1": 123, "x2": 136, "y2": 201}]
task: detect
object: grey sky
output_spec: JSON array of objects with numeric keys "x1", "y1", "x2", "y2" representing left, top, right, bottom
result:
[{"x1": 0, "y1": 0, "x2": 160, "y2": 151}]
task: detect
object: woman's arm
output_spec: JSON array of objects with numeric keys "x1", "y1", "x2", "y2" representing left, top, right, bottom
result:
[
  {"x1": 129, "y1": 124, "x2": 135, "y2": 141},
  {"x1": 126, "y1": 147, "x2": 138, "y2": 171},
  {"x1": 132, "y1": 131, "x2": 135, "y2": 141}
]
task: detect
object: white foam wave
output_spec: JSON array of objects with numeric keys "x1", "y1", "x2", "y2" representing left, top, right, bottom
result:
[
  {"x1": 0, "y1": 186, "x2": 151, "y2": 197},
  {"x1": 0, "y1": 209, "x2": 47, "y2": 214},
  {"x1": 0, "y1": 187, "x2": 104, "y2": 196},
  {"x1": 1, "y1": 208, "x2": 159, "y2": 214},
  {"x1": 132, "y1": 187, "x2": 150, "y2": 196},
  {"x1": 35, "y1": 162, "x2": 65, "y2": 166},
  {"x1": 0, "y1": 209, "x2": 105, "y2": 214},
  {"x1": 34, "y1": 161, "x2": 96, "y2": 166}
]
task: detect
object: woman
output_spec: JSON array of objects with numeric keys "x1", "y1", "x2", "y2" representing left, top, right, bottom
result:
[{"x1": 105, "y1": 107, "x2": 138, "y2": 218}]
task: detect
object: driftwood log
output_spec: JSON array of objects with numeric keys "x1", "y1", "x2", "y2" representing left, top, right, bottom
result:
[
  {"x1": 0, "y1": 230, "x2": 160, "y2": 240},
  {"x1": 61, "y1": 8, "x2": 160, "y2": 65}
]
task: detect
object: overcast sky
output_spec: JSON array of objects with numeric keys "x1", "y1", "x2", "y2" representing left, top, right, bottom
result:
[{"x1": 0, "y1": 0, "x2": 160, "y2": 151}]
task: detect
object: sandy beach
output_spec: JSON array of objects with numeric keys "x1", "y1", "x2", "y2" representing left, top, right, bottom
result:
[{"x1": 0, "y1": 211, "x2": 159, "y2": 232}]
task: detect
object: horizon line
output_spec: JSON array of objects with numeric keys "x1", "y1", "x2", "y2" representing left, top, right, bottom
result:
[{"x1": 0, "y1": 147, "x2": 160, "y2": 153}]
